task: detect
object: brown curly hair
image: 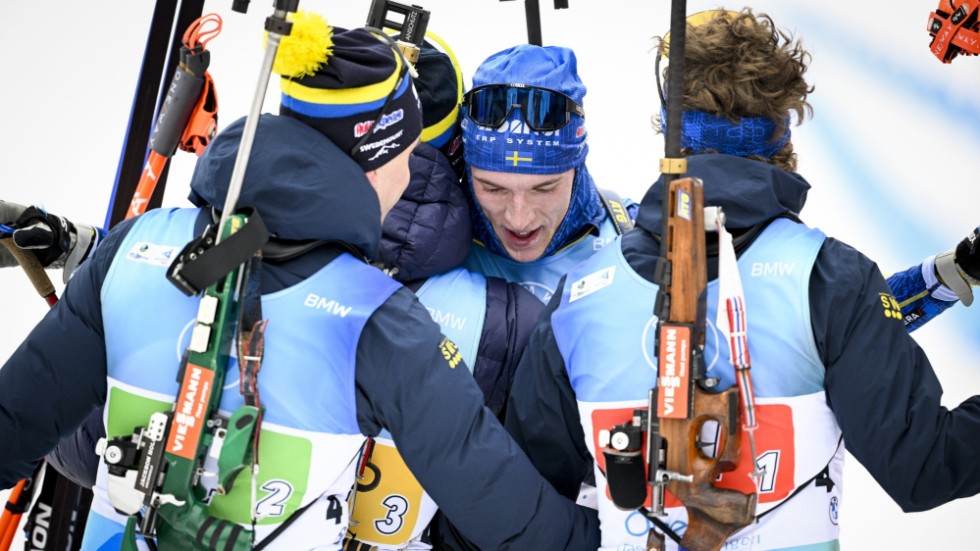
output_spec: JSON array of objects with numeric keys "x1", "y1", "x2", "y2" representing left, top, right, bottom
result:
[{"x1": 653, "y1": 8, "x2": 814, "y2": 172}]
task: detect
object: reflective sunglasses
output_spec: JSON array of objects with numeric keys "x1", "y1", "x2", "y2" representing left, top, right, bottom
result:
[{"x1": 463, "y1": 84, "x2": 585, "y2": 132}]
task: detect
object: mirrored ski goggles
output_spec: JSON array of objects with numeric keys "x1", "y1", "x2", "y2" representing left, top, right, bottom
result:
[{"x1": 463, "y1": 84, "x2": 585, "y2": 132}]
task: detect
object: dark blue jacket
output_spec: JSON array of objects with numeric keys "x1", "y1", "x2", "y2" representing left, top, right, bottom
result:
[
  {"x1": 381, "y1": 142, "x2": 545, "y2": 418},
  {"x1": 45, "y1": 142, "x2": 544, "y2": 490},
  {"x1": 506, "y1": 154, "x2": 980, "y2": 513},
  {"x1": 0, "y1": 114, "x2": 597, "y2": 549}
]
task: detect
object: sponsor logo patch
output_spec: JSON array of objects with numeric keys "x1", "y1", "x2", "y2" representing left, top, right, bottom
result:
[
  {"x1": 126, "y1": 242, "x2": 177, "y2": 267},
  {"x1": 656, "y1": 324, "x2": 691, "y2": 418},
  {"x1": 354, "y1": 108, "x2": 405, "y2": 138},
  {"x1": 879, "y1": 292, "x2": 902, "y2": 321},
  {"x1": 439, "y1": 337, "x2": 462, "y2": 369},
  {"x1": 569, "y1": 266, "x2": 616, "y2": 302},
  {"x1": 165, "y1": 363, "x2": 214, "y2": 459},
  {"x1": 903, "y1": 307, "x2": 925, "y2": 326}
]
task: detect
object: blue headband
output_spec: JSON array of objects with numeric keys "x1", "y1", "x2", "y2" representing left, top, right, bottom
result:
[{"x1": 661, "y1": 107, "x2": 791, "y2": 158}]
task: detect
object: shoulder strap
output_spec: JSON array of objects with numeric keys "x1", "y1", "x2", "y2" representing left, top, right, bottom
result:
[
  {"x1": 598, "y1": 188, "x2": 634, "y2": 235},
  {"x1": 755, "y1": 434, "x2": 843, "y2": 522}
]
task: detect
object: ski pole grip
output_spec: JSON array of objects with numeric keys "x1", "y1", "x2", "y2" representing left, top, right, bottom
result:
[
  {"x1": 0, "y1": 237, "x2": 55, "y2": 299},
  {"x1": 148, "y1": 66, "x2": 207, "y2": 158}
]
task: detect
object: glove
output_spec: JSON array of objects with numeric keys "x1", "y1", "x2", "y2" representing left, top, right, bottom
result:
[
  {"x1": 12, "y1": 205, "x2": 76, "y2": 267},
  {"x1": 0, "y1": 200, "x2": 101, "y2": 282},
  {"x1": 935, "y1": 225, "x2": 980, "y2": 306}
]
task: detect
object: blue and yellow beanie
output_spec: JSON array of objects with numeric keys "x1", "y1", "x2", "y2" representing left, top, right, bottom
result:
[
  {"x1": 462, "y1": 44, "x2": 588, "y2": 176},
  {"x1": 415, "y1": 40, "x2": 465, "y2": 178},
  {"x1": 275, "y1": 11, "x2": 423, "y2": 171}
]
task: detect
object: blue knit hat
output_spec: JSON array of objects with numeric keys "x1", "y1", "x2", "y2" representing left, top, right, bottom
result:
[
  {"x1": 274, "y1": 11, "x2": 423, "y2": 171},
  {"x1": 462, "y1": 44, "x2": 588, "y2": 175}
]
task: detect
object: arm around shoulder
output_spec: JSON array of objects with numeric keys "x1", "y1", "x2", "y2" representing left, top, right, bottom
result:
[
  {"x1": 505, "y1": 289, "x2": 594, "y2": 503},
  {"x1": 814, "y1": 239, "x2": 980, "y2": 512},
  {"x1": 355, "y1": 287, "x2": 599, "y2": 549},
  {"x1": 0, "y1": 217, "x2": 134, "y2": 488}
]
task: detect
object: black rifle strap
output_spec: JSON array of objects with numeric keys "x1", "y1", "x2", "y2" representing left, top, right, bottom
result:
[
  {"x1": 250, "y1": 488, "x2": 328, "y2": 551},
  {"x1": 167, "y1": 208, "x2": 270, "y2": 296},
  {"x1": 598, "y1": 188, "x2": 635, "y2": 235},
  {"x1": 755, "y1": 434, "x2": 843, "y2": 522},
  {"x1": 640, "y1": 507, "x2": 683, "y2": 545}
]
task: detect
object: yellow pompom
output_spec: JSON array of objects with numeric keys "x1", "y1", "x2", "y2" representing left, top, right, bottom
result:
[{"x1": 272, "y1": 10, "x2": 333, "y2": 78}]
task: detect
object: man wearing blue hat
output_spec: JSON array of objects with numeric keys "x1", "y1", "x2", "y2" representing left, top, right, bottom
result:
[{"x1": 460, "y1": 44, "x2": 637, "y2": 304}]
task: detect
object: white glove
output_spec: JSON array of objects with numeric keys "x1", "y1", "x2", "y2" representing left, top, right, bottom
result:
[{"x1": 935, "y1": 226, "x2": 980, "y2": 306}]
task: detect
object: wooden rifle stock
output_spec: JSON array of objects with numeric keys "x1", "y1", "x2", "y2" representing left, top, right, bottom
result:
[{"x1": 649, "y1": 177, "x2": 755, "y2": 551}]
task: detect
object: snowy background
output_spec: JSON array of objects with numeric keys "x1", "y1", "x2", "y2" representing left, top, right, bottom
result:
[{"x1": 1, "y1": 0, "x2": 979, "y2": 548}]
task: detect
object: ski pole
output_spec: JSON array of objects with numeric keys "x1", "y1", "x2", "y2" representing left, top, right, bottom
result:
[
  {"x1": 0, "y1": 461, "x2": 41, "y2": 551},
  {"x1": 106, "y1": 0, "x2": 207, "y2": 228},
  {"x1": 126, "y1": 13, "x2": 223, "y2": 220},
  {"x1": 0, "y1": 480, "x2": 26, "y2": 551},
  {"x1": 0, "y1": 237, "x2": 57, "y2": 306}
]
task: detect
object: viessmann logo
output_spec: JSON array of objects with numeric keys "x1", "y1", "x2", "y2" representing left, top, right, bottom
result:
[
  {"x1": 165, "y1": 363, "x2": 214, "y2": 459},
  {"x1": 656, "y1": 324, "x2": 691, "y2": 418}
]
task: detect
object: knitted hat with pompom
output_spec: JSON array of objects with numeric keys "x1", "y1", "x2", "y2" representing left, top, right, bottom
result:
[{"x1": 274, "y1": 11, "x2": 422, "y2": 171}]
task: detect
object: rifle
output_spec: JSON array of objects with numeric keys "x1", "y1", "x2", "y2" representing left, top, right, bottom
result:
[
  {"x1": 365, "y1": 0, "x2": 430, "y2": 63},
  {"x1": 497, "y1": 0, "x2": 570, "y2": 46},
  {"x1": 645, "y1": 179, "x2": 755, "y2": 551},
  {"x1": 93, "y1": 0, "x2": 295, "y2": 547},
  {"x1": 645, "y1": 1, "x2": 755, "y2": 549},
  {"x1": 94, "y1": 206, "x2": 270, "y2": 550}
]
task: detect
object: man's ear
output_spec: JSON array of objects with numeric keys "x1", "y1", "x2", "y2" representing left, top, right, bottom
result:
[{"x1": 363, "y1": 170, "x2": 379, "y2": 191}]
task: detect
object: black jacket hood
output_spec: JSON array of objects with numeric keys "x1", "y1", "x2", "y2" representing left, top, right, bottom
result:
[
  {"x1": 635, "y1": 154, "x2": 811, "y2": 236},
  {"x1": 188, "y1": 114, "x2": 382, "y2": 258}
]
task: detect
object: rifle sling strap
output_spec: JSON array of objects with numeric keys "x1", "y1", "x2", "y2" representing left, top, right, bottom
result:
[
  {"x1": 168, "y1": 207, "x2": 269, "y2": 295},
  {"x1": 755, "y1": 434, "x2": 843, "y2": 522},
  {"x1": 598, "y1": 188, "x2": 634, "y2": 235},
  {"x1": 641, "y1": 506, "x2": 683, "y2": 545},
  {"x1": 247, "y1": 461, "x2": 318, "y2": 550},
  {"x1": 639, "y1": 432, "x2": 843, "y2": 543},
  {"x1": 252, "y1": 443, "x2": 371, "y2": 551},
  {"x1": 237, "y1": 254, "x2": 266, "y2": 410}
]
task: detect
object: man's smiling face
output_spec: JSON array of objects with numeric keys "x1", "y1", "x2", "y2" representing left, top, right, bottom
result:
[{"x1": 470, "y1": 166, "x2": 574, "y2": 262}]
